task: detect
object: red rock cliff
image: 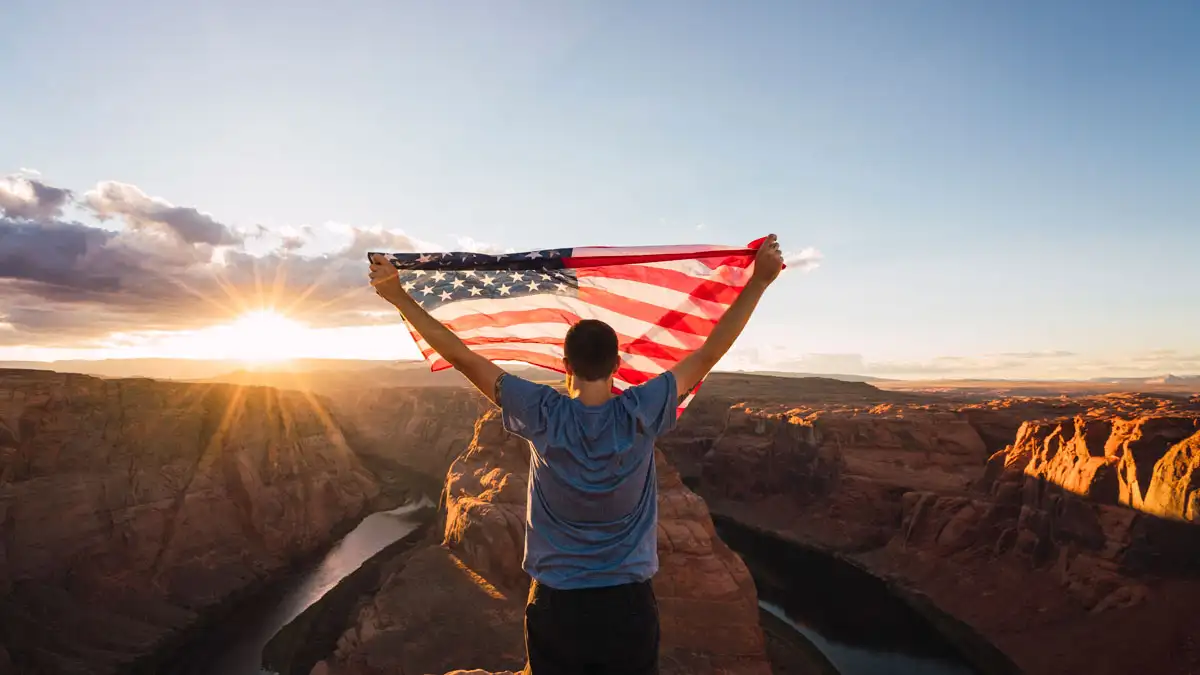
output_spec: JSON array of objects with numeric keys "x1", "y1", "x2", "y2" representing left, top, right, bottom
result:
[
  {"x1": 660, "y1": 384, "x2": 1200, "y2": 675},
  {"x1": 312, "y1": 409, "x2": 771, "y2": 675},
  {"x1": 0, "y1": 370, "x2": 380, "y2": 675}
]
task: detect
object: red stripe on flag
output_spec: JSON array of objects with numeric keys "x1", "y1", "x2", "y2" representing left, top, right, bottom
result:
[
  {"x1": 580, "y1": 264, "x2": 744, "y2": 305},
  {"x1": 564, "y1": 249, "x2": 756, "y2": 270},
  {"x1": 578, "y1": 287, "x2": 718, "y2": 342},
  {"x1": 421, "y1": 334, "x2": 689, "y2": 370},
  {"x1": 440, "y1": 307, "x2": 581, "y2": 333}
]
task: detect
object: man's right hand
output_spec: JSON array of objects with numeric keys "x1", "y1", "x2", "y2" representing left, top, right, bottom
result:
[
  {"x1": 751, "y1": 234, "x2": 784, "y2": 285},
  {"x1": 669, "y1": 234, "x2": 784, "y2": 399},
  {"x1": 369, "y1": 254, "x2": 407, "y2": 305}
]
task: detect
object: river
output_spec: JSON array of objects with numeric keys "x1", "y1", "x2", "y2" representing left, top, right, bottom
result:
[
  {"x1": 161, "y1": 500, "x2": 1000, "y2": 675},
  {"x1": 714, "y1": 517, "x2": 995, "y2": 675},
  {"x1": 163, "y1": 499, "x2": 433, "y2": 675}
]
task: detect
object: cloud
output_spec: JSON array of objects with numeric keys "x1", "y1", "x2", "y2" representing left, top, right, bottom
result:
[
  {"x1": 0, "y1": 194, "x2": 431, "y2": 342},
  {"x1": 451, "y1": 235, "x2": 514, "y2": 255},
  {"x1": 0, "y1": 176, "x2": 73, "y2": 220},
  {"x1": 83, "y1": 181, "x2": 241, "y2": 246},
  {"x1": 784, "y1": 246, "x2": 822, "y2": 272},
  {"x1": 18, "y1": 168, "x2": 42, "y2": 177}
]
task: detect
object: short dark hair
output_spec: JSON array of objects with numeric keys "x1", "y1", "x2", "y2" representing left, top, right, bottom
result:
[{"x1": 564, "y1": 319, "x2": 619, "y2": 381}]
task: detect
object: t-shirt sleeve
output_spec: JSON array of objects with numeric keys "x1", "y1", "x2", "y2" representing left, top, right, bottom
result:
[
  {"x1": 625, "y1": 370, "x2": 679, "y2": 437},
  {"x1": 497, "y1": 373, "x2": 556, "y2": 439}
]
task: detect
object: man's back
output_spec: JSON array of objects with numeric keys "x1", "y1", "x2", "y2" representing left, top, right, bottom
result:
[
  {"x1": 498, "y1": 371, "x2": 678, "y2": 590},
  {"x1": 367, "y1": 234, "x2": 783, "y2": 674}
]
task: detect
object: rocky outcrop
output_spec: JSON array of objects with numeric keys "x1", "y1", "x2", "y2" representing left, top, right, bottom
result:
[
  {"x1": 309, "y1": 409, "x2": 771, "y2": 675},
  {"x1": 1143, "y1": 429, "x2": 1200, "y2": 522},
  {"x1": 0, "y1": 370, "x2": 380, "y2": 675},
  {"x1": 664, "y1": 387, "x2": 1200, "y2": 675},
  {"x1": 328, "y1": 387, "x2": 488, "y2": 480},
  {"x1": 994, "y1": 415, "x2": 1200, "y2": 516}
]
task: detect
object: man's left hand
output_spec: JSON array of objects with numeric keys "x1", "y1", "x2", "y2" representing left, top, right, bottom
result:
[{"x1": 368, "y1": 254, "x2": 407, "y2": 305}]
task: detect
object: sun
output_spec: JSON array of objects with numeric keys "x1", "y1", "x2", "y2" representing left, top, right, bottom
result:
[{"x1": 213, "y1": 310, "x2": 307, "y2": 363}]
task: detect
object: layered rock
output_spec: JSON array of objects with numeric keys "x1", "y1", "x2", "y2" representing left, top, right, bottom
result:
[
  {"x1": 662, "y1": 382, "x2": 1200, "y2": 675},
  {"x1": 0, "y1": 370, "x2": 380, "y2": 675},
  {"x1": 328, "y1": 387, "x2": 487, "y2": 480},
  {"x1": 310, "y1": 409, "x2": 771, "y2": 675}
]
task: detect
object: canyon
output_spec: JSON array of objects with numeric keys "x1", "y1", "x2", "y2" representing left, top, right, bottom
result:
[
  {"x1": 0, "y1": 369, "x2": 401, "y2": 675},
  {"x1": 2, "y1": 367, "x2": 1199, "y2": 675},
  {"x1": 659, "y1": 375, "x2": 1200, "y2": 675}
]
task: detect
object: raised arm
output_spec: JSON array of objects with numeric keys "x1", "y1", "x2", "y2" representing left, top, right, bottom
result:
[
  {"x1": 670, "y1": 235, "x2": 784, "y2": 399},
  {"x1": 369, "y1": 254, "x2": 505, "y2": 405}
]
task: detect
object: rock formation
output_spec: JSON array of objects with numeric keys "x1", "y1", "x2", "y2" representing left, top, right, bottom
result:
[
  {"x1": 327, "y1": 387, "x2": 487, "y2": 480},
  {"x1": 306, "y1": 409, "x2": 771, "y2": 675},
  {"x1": 659, "y1": 380, "x2": 1200, "y2": 675},
  {"x1": 0, "y1": 370, "x2": 380, "y2": 675}
]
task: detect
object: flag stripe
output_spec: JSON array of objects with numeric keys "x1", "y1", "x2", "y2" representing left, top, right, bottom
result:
[
  {"x1": 581, "y1": 274, "x2": 732, "y2": 322},
  {"x1": 577, "y1": 286, "x2": 720, "y2": 338},
  {"x1": 566, "y1": 243, "x2": 762, "y2": 270},
  {"x1": 428, "y1": 295, "x2": 708, "y2": 351},
  {"x1": 412, "y1": 321, "x2": 695, "y2": 367},
  {"x1": 581, "y1": 264, "x2": 743, "y2": 306},
  {"x1": 419, "y1": 339, "x2": 674, "y2": 377}
]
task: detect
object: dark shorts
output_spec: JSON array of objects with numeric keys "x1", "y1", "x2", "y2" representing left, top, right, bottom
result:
[{"x1": 523, "y1": 578, "x2": 660, "y2": 675}]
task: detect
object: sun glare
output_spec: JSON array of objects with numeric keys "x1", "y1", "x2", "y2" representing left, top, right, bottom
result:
[{"x1": 213, "y1": 310, "x2": 306, "y2": 362}]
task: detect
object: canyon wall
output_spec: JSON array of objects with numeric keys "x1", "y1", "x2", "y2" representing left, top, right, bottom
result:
[
  {"x1": 327, "y1": 387, "x2": 487, "y2": 480},
  {"x1": 305, "y1": 409, "x2": 771, "y2": 675},
  {"x1": 0, "y1": 370, "x2": 381, "y2": 675},
  {"x1": 660, "y1": 383, "x2": 1200, "y2": 675}
]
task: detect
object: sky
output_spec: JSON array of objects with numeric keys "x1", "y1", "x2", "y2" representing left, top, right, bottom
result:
[{"x1": 1, "y1": 0, "x2": 1198, "y2": 379}]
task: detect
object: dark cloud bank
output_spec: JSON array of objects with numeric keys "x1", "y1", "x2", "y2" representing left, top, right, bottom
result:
[{"x1": 0, "y1": 175, "x2": 426, "y2": 346}]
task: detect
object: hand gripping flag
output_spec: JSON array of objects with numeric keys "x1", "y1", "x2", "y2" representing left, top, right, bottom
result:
[{"x1": 368, "y1": 238, "x2": 775, "y2": 416}]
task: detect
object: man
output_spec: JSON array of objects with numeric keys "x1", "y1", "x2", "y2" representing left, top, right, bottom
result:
[{"x1": 368, "y1": 235, "x2": 784, "y2": 675}]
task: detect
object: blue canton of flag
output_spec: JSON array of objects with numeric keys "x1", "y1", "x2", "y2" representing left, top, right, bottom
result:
[{"x1": 398, "y1": 266, "x2": 579, "y2": 311}]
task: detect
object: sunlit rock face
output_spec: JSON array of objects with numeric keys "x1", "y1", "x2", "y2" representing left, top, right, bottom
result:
[
  {"x1": 654, "y1": 380, "x2": 1200, "y2": 675},
  {"x1": 310, "y1": 409, "x2": 771, "y2": 675},
  {"x1": 997, "y1": 415, "x2": 1200, "y2": 519},
  {"x1": 0, "y1": 370, "x2": 379, "y2": 675}
]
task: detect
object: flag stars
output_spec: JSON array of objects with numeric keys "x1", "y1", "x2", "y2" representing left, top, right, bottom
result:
[
  {"x1": 451, "y1": 276, "x2": 466, "y2": 289},
  {"x1": 498, "y1": 284, "x2": 512, "y2": 295},
  {"x1": 468, "y1": 286, "x2": 483, "y2": 296},
  {"x1": 439, "y1": 290, "x2": 452, "y2": 301}
]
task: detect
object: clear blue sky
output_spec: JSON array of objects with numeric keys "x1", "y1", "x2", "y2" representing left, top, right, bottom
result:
[{"x1": 2, "y1": 0, "x2": 1198, "y2": 377}]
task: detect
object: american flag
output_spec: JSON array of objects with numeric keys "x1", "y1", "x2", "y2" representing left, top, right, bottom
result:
[{"x1": 368, "y1": 239, "x2": 771, "y2": 415}]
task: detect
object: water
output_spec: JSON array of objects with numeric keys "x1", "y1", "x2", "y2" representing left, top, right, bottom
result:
[
  {"x1": 714, "y1": 518, "x2": 980, "y2": 675},
  {"x1": 166, "y1": 499, "x2": 434, "y2": 675}
]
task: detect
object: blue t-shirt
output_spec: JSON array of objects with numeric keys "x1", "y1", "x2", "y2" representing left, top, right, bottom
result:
[{"x1": 497, "y1": 371, "x2": 679, "y2": 590}]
